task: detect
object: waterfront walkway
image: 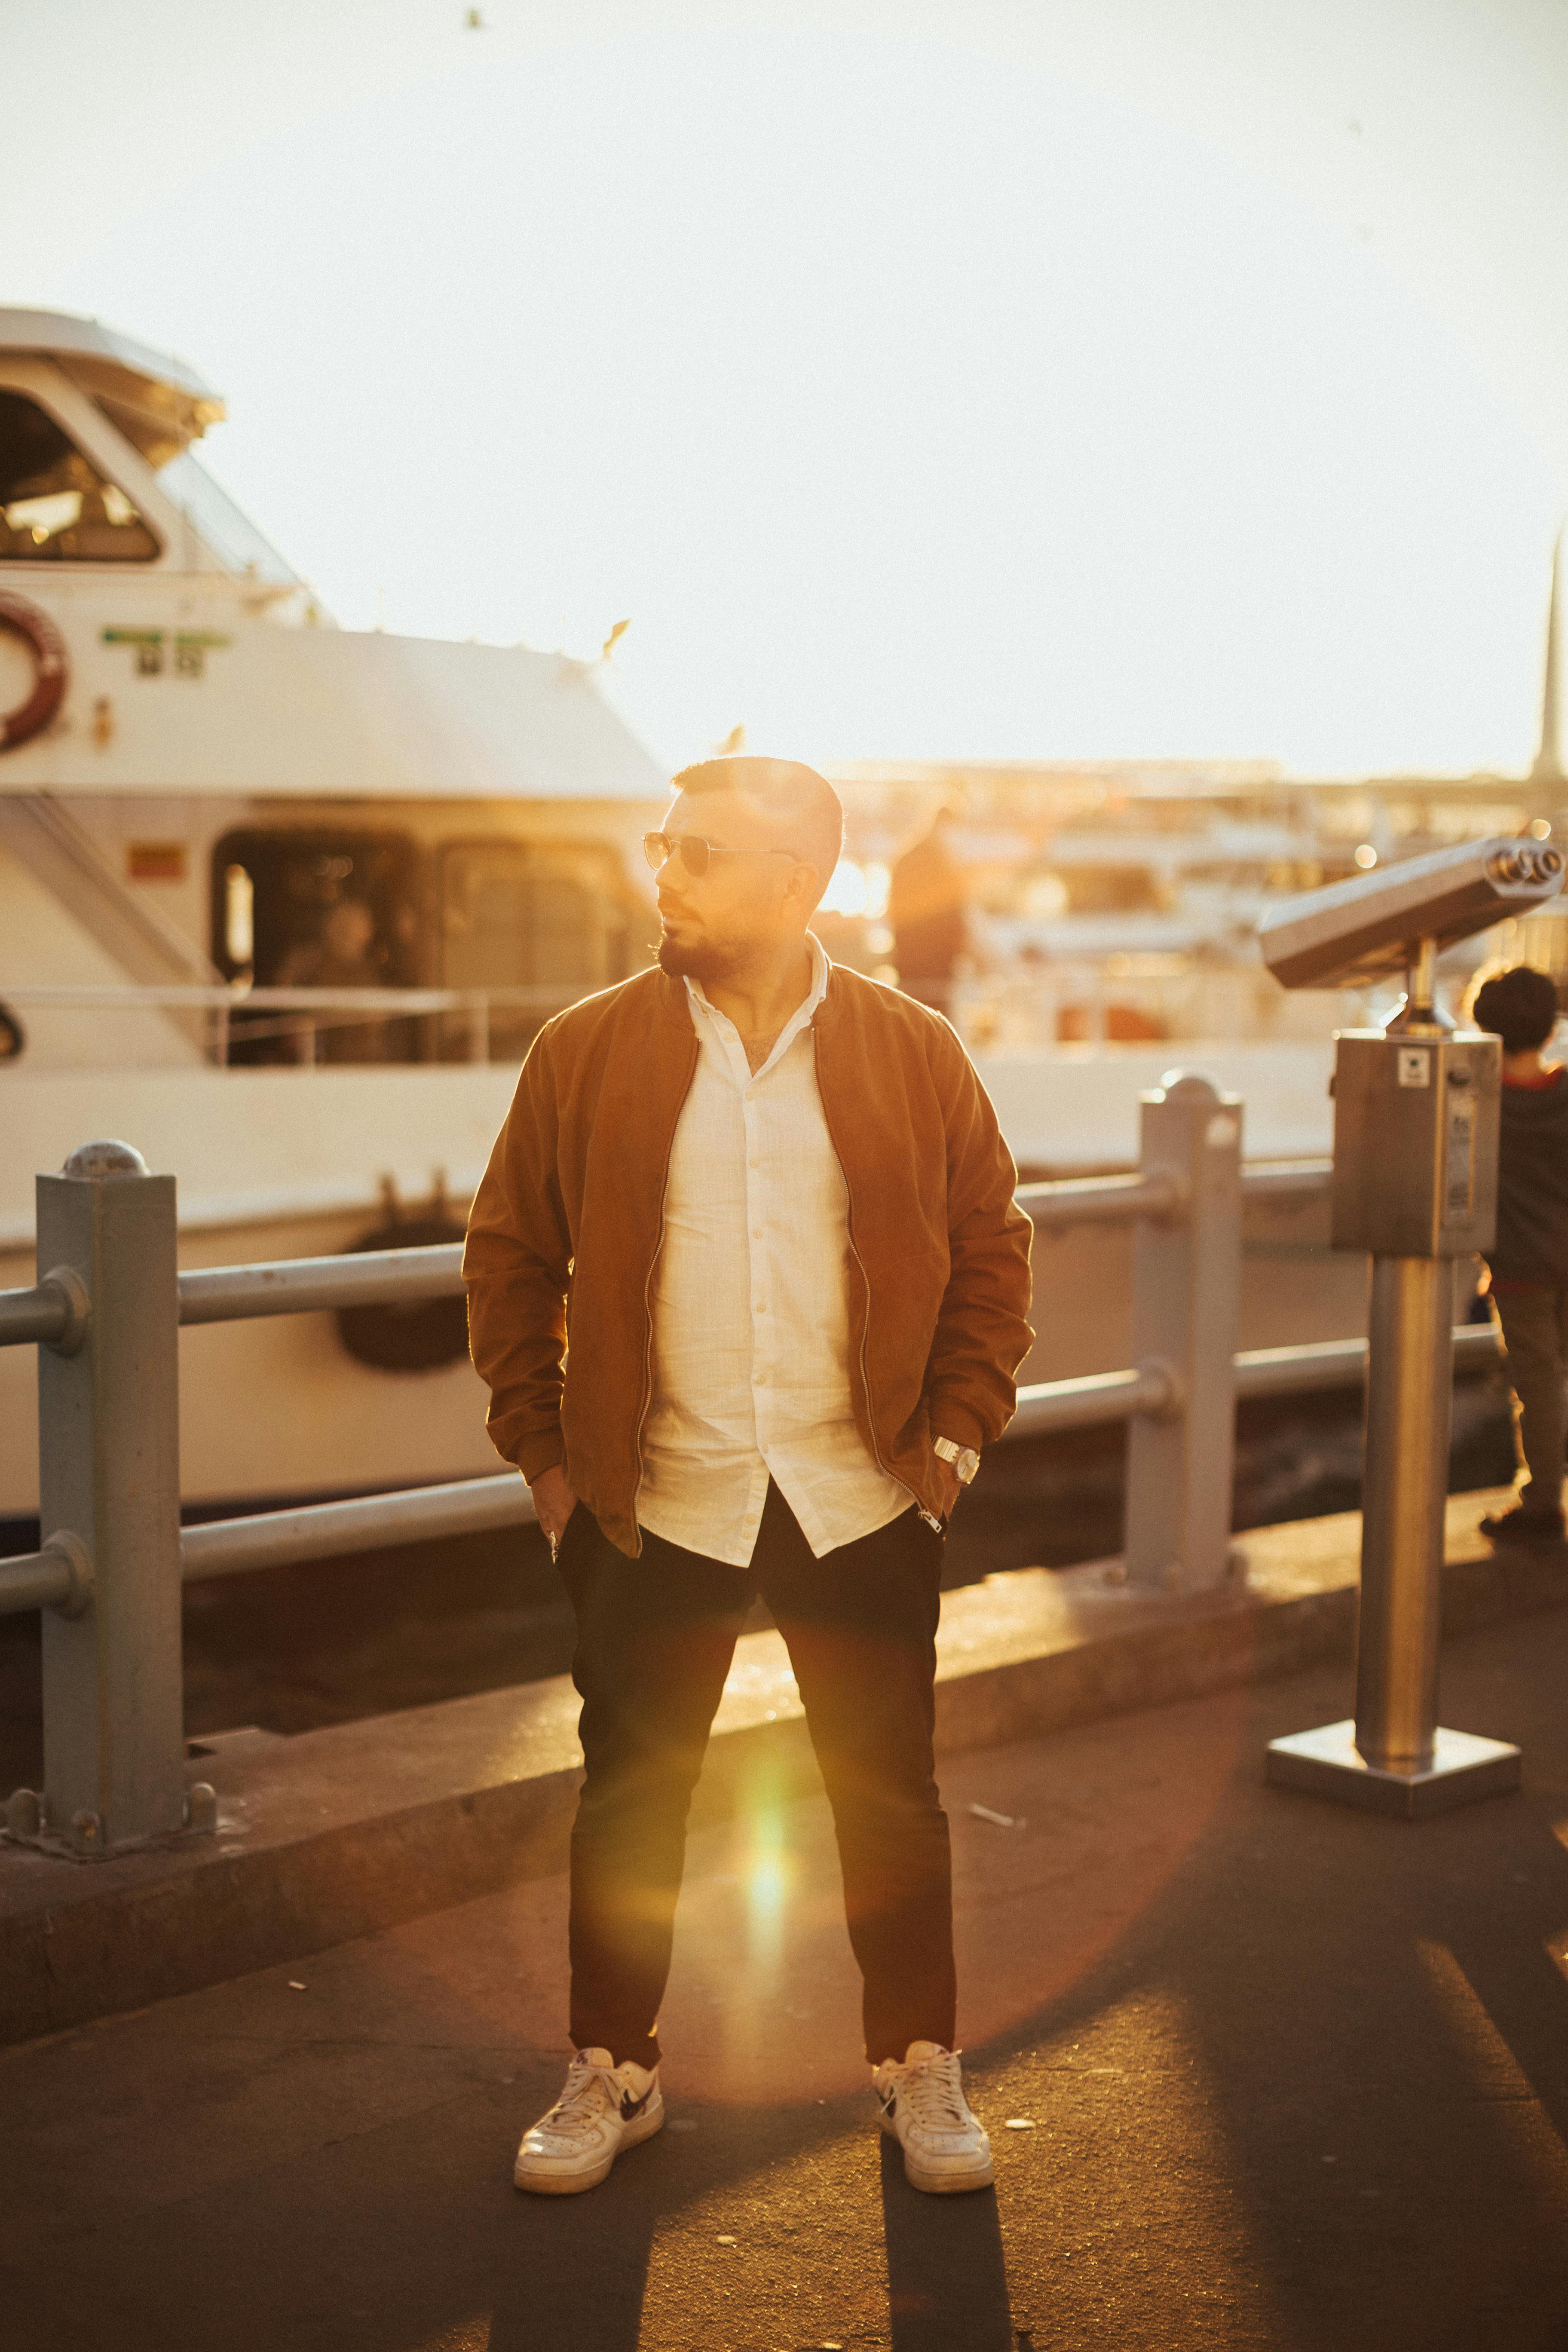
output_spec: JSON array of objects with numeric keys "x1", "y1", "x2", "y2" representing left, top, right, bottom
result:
[{"x1": 6, "y1": 1601, "x2": 1568, "y2": 2351}]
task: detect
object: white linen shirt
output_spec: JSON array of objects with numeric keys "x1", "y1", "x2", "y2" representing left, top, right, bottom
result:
[{"x1": 634, "y1": 935, "x2": 910, "y2": 1566}]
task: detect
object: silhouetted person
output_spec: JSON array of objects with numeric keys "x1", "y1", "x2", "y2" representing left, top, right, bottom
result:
[
  {"x1": 1472, "y1": 963, "x2": 1568, "y2": 1544},
  {"x1": 890, "y1": 807, "x2": 968, "y2": 1014},
  {"x1": 276, "y1": 898, "x2": 388, "y2": 1062}
]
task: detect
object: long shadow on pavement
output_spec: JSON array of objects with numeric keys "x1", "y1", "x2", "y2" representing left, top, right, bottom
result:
[
  {"x1": 971, "y1": 1614, "x2": 1568, "y2": 2352},
  {"x1": 878, "y1": 2135, "x2": 1013, "y2": 2350}
]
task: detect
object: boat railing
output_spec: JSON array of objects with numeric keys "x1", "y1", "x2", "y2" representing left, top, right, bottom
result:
[
  {"x1": 0, "y1": 983, "x2": 588, "y2": 1065},
  {"x1": 0, "y1": 1080, "x2": 1498, "y2": 1859},
  {"x1": 2, "y1": 971, "x2": 1362, "y2": 1067}
]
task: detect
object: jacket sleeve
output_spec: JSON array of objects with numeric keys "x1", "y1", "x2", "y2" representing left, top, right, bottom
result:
[
  {"x1": 922, "y1": 1025, "x2": 1035, "y2": 1452},
  {"x1": 462, "y1": 1027, "x2": 573, "y2": 1482}
]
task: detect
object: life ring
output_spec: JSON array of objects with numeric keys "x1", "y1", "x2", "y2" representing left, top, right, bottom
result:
[{"x1": 0, "y1": 592, "x2": 68, "y2": 752}]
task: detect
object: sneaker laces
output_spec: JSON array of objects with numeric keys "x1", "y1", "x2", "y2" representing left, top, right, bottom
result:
[
  {"x1": 539, "y1": 2052, "x2": 622, "y2": 2144},
  {"x1": 897, "y1": 2050, "x2": 972, "y2": 2134}
]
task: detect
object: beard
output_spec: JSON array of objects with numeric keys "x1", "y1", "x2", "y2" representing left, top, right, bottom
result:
[{"x1": 656, "y1": 928, "x2": 743, "y2": 986}]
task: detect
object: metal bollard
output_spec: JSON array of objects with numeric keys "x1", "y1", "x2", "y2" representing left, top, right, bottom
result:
[
  {"x1": 1123, "y1": 1071, "x2": 1243, "y2": 1595},
  {"x1": 28, "y1": 1140, "x2": 187, "y2": 1855}
]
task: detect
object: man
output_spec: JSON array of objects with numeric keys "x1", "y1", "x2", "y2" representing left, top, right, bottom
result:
[
  {"x1": 464, "y1": 756, "x2": 1033, "y2": 2198},
  {"x1": 889, "y1": 804, "x2": 969, "y2": 1015},
  {"x1": 1472, "y1": 963, "x2": 1568, "y2": 1544}
]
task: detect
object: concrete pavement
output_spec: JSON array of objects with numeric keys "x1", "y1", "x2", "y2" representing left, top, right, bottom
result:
[
  {"x1": 6, "y1": 1598, "x2": 1568, "y2": 2350},
  {"x1": 13, "y1": 1488, "x2": 1567, "y2": 2047}
]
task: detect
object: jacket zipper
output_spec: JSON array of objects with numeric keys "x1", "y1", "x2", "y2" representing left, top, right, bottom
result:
[
  {"x1": 630, "y1": 1044, "x2": 698, "y2": 1554},
  {"x1": 815, "y1": 1022, "x2": 941, "y2": 1532},
  {"x1": 842, "y1": 1221, "x2": 939, "y2": 1529}
]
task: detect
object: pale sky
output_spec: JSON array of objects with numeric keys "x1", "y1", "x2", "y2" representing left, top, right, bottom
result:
[{"x1": 5, "y1": 0, "x2": 1567, "y2": 777}]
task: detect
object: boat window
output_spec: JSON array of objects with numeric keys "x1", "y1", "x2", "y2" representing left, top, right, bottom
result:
[
  {"x1": 0, "y1": 391, "x2": 158, "y2": 561},
  {"x1": 223, "y1": 863, "x2": 254, "y2": 966},
  {"x1": 211, "y1": 828, "x2": 423, "y2": 1064},
  {"x1": 440, "y1": 839, "x2": 643, "y2": 1057},
  {"x1": 153, "y1": 451, "x2": 303, "y2": 589}
]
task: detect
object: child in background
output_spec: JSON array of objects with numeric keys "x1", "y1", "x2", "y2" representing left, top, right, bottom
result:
[{"x1": 1472, "y1": 964, "x2": 1568, "y2": 1544}]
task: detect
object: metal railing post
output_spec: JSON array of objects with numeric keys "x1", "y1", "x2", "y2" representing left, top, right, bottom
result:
[
  {"x1": 32, "y1": 1140, "x2": 186, "y2": 1854},
  {"x1": 1122, "y1": 1071, "x2": 1243, "y2": 1594}
]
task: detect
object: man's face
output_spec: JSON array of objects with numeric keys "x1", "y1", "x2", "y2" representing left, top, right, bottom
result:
[
  {"x1": 325, "y1": 900, "x2": 375, "y2": 960},
  {"x1": 653, "y1": 788, "x2": 806, "y2": 983}
]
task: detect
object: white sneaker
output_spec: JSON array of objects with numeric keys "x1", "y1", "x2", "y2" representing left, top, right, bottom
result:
[
  {"x1": 873, "y1": 2040, "x2": 994, "y2": 2194},
  {"x1": 513, "y1": 2047, "x2": 664, "y2": 2194}
]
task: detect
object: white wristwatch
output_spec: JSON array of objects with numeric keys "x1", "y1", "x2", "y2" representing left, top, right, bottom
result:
[{"x1": 934, "y1": 1436, "x2": 980, "y2": 1485}]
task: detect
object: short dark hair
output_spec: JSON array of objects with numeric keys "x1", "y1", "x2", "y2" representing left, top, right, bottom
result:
[
  {"x1": 1472, "y1": 964, "x2": 1561, "y2": 1054},
  {"x1": 670, "y1": 756, "x2": 843, "y2": 897}
]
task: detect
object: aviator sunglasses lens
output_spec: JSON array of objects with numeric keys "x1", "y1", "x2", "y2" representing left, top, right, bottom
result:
[{"x1": 644, "y1": 833, "x2": 710, "y2": 876}]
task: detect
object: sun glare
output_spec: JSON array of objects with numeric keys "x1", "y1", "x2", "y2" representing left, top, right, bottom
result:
[{"x1": 38, "y1": 18, "x2": 1559, "y2": 778}]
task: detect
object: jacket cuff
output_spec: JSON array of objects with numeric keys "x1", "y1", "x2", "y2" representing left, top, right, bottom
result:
[
  {"x1": 512, "y1": 1430, "x2": 567, "y2": 1484},
  {"x1": 926, "y1": 1397, "x2": 990, "y2": 1455}
]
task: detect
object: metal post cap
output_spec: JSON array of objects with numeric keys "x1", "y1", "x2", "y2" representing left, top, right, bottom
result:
[
  {"x1": 1157, "y1": 1071, "x2": 1224, "y2": 1103},
  {"x1": 61, "y1": 1139, "x2": 150, "y2": 1179}
]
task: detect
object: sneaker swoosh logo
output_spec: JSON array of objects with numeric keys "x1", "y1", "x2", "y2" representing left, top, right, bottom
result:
[{"x1": 619, "y1": 2088, "x2": 652, "y2": 2120}]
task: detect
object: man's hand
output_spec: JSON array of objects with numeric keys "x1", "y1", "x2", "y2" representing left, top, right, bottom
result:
[
  {"x1": 932, "y1": 1455, "x2": 963, "y2": 1520},
  {"x1": 531, "y1": 1463, "x2": 579, "y2": 1554}
]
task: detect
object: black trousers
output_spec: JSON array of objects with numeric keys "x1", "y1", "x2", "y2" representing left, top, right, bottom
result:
[{"x1": 554, "y1": 1481, "x2": 956, "y2": 2070}]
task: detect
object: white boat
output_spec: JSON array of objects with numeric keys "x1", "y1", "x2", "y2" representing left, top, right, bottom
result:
[{"x1": 0, "y1": 306, "x2": 671, "y2": 1521}]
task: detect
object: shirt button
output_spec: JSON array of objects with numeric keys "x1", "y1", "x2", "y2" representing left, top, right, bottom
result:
[
  {"x1": 749, "y1": 1158, "x2": 760, "y2": 1170},
  {"x1": 752, "y1": 1228, "x2": 763, "y2": 1239}
]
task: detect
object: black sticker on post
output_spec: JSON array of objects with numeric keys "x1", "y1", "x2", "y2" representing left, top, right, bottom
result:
[{"x1": 1445, "y1": 1089, "x2": 1475, "y2": 1220}]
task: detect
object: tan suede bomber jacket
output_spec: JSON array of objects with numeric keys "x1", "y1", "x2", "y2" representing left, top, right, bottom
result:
[{"x1": 462, "y1": 960, "x2": 1035, "y2": 1558}]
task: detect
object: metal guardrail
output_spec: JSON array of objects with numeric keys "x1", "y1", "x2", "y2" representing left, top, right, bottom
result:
[
  {"x1": 1015, "y1": 1156, "x2": 1331, "y2": 1228},
  {"x1": 0, "y1": 1543, "x2": 80, "y2": 1615},
  {"x1": 1016, "y1": 1168, "x2": 1187, "y2": 1228},
  {"x1": 0, "y1": 1280, "x2": 73, "y2": 1348},
  {"x1": 0, "y1": 1163, "x2": 1332, "y2": 1359},
  {"x1": 1235, "y1": 1321, "x2": 1500, "y2": 1400},
  {"x1": 178, "y1": 1470, "x2": 538, "y2": 1581},
  {"x1": 4, "y1": 1258, "x2": 1499, "y2": 1604},
  {"x1": 0, "y1": 1093, "x2": 1499, "y2": 1858},
  {"x1": 177, "y1": 1245, "x2": 466, "y2": 1325}
]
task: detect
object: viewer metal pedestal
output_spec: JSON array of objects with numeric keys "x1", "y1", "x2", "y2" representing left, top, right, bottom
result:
[
  {"x1": 1265, "y1": 954, "x2": 1521, "y2": 1819},
  {"x1": 1266, "y1": 1721, "x2": 1520, "y2": 1819}
]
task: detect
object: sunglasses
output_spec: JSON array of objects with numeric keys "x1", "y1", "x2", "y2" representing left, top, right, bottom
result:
[{"x1": 642, "y1": 832, "x2": 802, "y2": 879}]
